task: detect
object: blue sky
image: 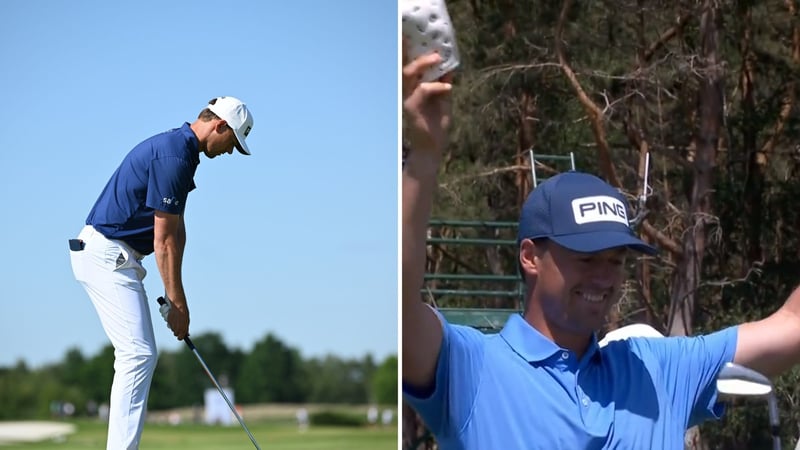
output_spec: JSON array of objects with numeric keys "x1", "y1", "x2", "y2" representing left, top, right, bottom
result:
[{"x1": 0, "y1": 1, "x2": 398, "y2": 368}]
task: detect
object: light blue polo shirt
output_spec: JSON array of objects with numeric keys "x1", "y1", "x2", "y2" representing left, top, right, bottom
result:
[{"x1": 403, "y1": 312, "x2": 738, "y2": 449}]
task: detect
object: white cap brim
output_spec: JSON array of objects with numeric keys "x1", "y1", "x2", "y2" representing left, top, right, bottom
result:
[{"x1": 232, "y1": 130, "x2": 250, "y2": 155}]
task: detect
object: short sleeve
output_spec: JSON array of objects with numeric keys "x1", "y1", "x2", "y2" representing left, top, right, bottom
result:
[
  {"x1": 641, "y1": 326, "x2": 738, "y2": 427},
  {"x1": 402, "y1": 308, "x2": 486, "y2": 437},
  {"x1": 146, "y1": 157, "x2": 196, "y2": 215}
]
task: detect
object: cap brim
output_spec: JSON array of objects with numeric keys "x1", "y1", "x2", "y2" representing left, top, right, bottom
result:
[
  {"x1": 233, "y1": 130, "x2": 250, "y2": 155},
  {"x1": 551, "y1": 231, "x2": 658, "y2": 256}
]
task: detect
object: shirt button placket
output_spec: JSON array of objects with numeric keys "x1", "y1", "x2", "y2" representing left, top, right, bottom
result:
[{"x1": 575, "y1": 369, "x2": 589, "y2": 409}]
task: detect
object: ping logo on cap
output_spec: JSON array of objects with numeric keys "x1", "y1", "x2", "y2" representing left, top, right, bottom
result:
[
  {"x1": 571, "y1": 195, "x2": 628, "y2": 225},
  {"x1": 244, "y1": 125, "x2": 251, "y2": 137}
]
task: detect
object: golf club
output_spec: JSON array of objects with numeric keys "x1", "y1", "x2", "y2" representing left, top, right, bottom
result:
[
  {"x1": 157, "y1": 297, "x2": 262, "y2": 450},
  {"x1": 716, "y1": 362, "x2": 780, "y2": 450}
]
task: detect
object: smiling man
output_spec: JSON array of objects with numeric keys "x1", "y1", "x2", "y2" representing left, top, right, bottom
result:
[
  {"x1": 68, "y1": 96, "x2": 253, "y2": 450},
  {"x1": 402, "y1": 49, "x2": 800, "y2": 449},
  {"x1": 513, "y1": 172, "x2": 659, "y2": 348}
]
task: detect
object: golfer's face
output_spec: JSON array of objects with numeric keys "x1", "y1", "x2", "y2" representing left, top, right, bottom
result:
[
  {"x1": 537, "y1": 242, "x2": 627, "y2": 334},
  {"x1": 205, "y1": 123, "x2": 237, "y2": 158}
]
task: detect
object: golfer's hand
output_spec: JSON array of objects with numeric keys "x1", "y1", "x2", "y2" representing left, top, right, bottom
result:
[
  {"x1": 167, "y1": 301, "x2": 190, "y2": 340},
  {"x1": 402, "y1": 44, "x2": 453, "y2": 154},
  {"x1": 159, "y1": 300, "x2": 171, "y2": 322}
]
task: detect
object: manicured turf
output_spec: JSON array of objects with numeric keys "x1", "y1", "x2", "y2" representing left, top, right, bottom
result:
[{"x1": 0, "y1": 420, "x2": 397, "y2": 450}]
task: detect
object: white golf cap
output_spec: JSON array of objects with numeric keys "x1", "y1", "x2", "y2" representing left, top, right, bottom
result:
[{"x1": 206, "y1": 96, "x2": 254, "y2": 155}]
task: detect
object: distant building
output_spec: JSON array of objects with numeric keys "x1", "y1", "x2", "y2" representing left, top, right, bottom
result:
[
  {"x1": 296, "y1": 408, "x2": 309, "y2": 431},
  {"x1": 367, "y1": 406, "x2": 379, "y2": 425},
  {"x1": 381, "y1": 409, "x2": 394, "y2": 426},
  {"x1": 204, "y1": 387, "x2": 236, "y2": 425}
]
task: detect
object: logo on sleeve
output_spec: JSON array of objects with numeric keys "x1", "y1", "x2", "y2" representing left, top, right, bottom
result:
[
  {"x1": 571, "y1": 196, "x2": 628, "y2": 225},
  {"x1": 162, "y1": 197, "x2": 181, "y2": 207}
]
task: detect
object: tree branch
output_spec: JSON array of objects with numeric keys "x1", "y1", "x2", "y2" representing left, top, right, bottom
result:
[
  {"x1": 642, "y1": 11, "x2": 695, "y2": 63},
  {"x1": 555, "y1": 0, "x2": 621, "y2": 187},
  {"x1": 642, "y1": 221, "x2": 683, "y2": 255},
  {"x1": 439, "y1": 164, "x2": 529, "y2": 190}
]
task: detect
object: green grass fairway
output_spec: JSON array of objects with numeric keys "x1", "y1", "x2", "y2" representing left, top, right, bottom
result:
[{"x1": 0, "y1": 420, "x2": 397, "y2": 450}]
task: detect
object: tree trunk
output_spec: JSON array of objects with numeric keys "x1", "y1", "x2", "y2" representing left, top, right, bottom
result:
[
  {"x1": 670, "y1": 2, "x2": 723, "y2": 449},
  {"x1": 738, "y1": 3, "x2": 765, "y2": 268}
]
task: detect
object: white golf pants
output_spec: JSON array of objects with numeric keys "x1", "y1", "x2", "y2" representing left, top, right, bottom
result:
[{"x1": 69, "y1": 225, "x2": 157, "y2": 450}]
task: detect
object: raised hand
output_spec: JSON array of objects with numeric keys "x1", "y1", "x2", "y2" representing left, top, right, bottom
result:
[{"x1": 402, "y1": 46, "x2": 454, "y2": 155}]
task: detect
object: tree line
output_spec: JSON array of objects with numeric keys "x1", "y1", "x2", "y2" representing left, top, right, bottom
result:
[
  {"x1": 404, "y1": 0, "x2": 800, "y2": 449},
  {"x1": 0, "y1": 331, "x2": 397, "y2": 420}
]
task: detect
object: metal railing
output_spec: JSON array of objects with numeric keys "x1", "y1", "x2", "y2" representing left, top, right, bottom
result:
[{"x1": 421, "y1": 219, "x2": 523, "y2": 333}]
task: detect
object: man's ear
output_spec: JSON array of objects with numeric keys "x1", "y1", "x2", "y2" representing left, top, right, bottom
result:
[
  {"x1": 214, "y1": 119, "x2": 228, "y2": 134},
  {"x1": 519, "y1": 239, "x2": 540, "y2": 280}
]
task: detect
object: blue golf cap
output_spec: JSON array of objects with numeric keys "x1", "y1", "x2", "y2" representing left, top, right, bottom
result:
[{"x1": 517, "y1": 171, "x2": 657, "y2": 255}]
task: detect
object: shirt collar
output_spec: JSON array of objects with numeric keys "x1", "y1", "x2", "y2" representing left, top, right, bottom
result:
[
  {"x1": 499, "y1": 313, "x2": 602, "y2": 365},
  {"x1": 180, "y1": 122, "x2": 200, "y2": 165}
]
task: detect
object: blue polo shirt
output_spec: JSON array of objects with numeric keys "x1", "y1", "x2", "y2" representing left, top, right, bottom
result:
[
  {"x1": 403, "y1": 312, "x2": 738, "y2": 449},
  {"x1": 86, "y1": 123, "x2": 200, "y2": 255}
]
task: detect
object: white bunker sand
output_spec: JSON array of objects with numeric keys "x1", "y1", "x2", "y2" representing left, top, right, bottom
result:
[{"x1": 0, "y1": 421, "x2": 77, "y2": 445}]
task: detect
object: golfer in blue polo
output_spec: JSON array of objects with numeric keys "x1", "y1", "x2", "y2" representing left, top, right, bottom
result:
[{"x1": 402, "y1": 50, "x2": 800, "y2": 449}]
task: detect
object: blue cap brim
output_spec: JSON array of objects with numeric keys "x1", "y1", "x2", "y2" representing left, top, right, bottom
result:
[{"x1": 550, "y1": 231, "x2": 658, "y2": 256}]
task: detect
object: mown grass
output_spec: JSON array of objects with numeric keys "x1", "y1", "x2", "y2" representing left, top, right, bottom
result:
[{"x1": 0, "y1": 419, "x2": 397, "y2": 449}]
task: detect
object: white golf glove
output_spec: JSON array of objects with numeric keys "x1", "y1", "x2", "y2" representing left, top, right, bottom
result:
[{"x1": 159, "y1": 298, "x2": 171, "y2": 323}]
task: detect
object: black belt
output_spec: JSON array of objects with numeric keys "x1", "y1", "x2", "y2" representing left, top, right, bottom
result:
[{"x1": 69, "y1": 239, "x2": 85, "y2": 251}]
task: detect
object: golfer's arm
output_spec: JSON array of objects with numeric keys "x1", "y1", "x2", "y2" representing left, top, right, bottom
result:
[
  {"x1": 735, "y1": 283, "x2": 800, "y2": 378},
  {"x1": 402, "y1": 150, "x2": 445, "y2": 390},
  {"x1": 154, "y1": 210, "x2": 187, "y2": 308},
  {"x1": 177, "y1": 214, "x2": 186, "y2": 255}
]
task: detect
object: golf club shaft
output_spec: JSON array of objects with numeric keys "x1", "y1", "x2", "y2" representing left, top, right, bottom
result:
[
  {"x1": 183, "y1": 337, "x2": 262, "y2": 450},
  {"x1": 156, "y1": 296, "x2": 261, "y2": 449},
  {"x1": 767, "y1": 394, "x2": 780, "y2": 450}
]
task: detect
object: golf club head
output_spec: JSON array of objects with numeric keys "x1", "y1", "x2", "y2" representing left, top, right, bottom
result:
[{"x1": 716, "y1": 362, "x2": 772, "y2": 397}]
